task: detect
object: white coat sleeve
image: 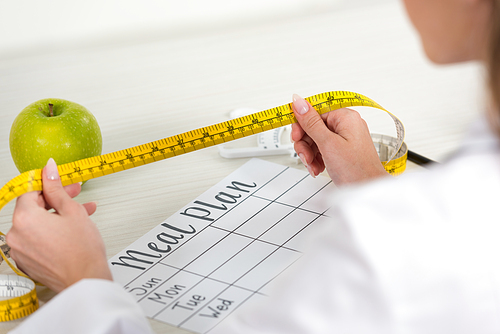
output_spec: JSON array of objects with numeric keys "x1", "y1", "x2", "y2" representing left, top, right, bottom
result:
[{"x1": 9, "y1": 279, "x2": 153, "y2": 334}]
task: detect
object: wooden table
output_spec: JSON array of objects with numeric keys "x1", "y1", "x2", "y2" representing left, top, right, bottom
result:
[{"x1": 0, "y1": 1, "x2": 483, "y2": 332}]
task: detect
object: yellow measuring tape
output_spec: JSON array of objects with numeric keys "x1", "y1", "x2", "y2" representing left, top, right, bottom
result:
[
  {"x1": 0, "y1": 274, "x2": 38, "y2": 322},
  {"x1": 0, "y1": 235, "x2": 38, "y2": 321},
  {"x1": 0, "y1": 91, "x2": 406, "y2": 321}
]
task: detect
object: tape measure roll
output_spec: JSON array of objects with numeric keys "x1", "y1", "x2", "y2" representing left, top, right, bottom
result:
[
  {"x1": 0, "y1": 91, "x2": 406, "y2": 320},
  {"x1": 372, "y1": 133, "x2": 408, "y2": 176},
  {"x1": 0, "y1": 274, "x2": 38, "y2": 322}
]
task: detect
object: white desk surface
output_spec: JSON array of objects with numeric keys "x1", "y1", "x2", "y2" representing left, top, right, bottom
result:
[{"x1": 0, "y1": 1, "x2": 483, "y2": 333}]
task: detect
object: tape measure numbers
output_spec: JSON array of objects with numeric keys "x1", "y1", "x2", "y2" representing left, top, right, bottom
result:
[{"x1": 0, "y1": 91, "x2": 406, "y2": 320}]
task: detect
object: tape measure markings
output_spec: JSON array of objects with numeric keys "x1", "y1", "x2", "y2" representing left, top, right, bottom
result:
[{"x1": 0, "y1": 91, "x2": 404, "y2": 213}]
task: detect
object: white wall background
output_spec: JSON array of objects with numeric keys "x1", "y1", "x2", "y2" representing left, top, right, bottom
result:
[{"x1": 0, "y1": 0, "x2": 394, "y2": 55}]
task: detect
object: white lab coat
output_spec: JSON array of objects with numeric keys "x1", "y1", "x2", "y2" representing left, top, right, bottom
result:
[
  {"x1": 9, "y1": 279, "x2": 153, "y2": 334},
  {"x1": 214, "y1": 117, "x2": 500, "y2": 334},
  {"x1": 10, "y1": 117, "x2": 500, "y2": 334}
]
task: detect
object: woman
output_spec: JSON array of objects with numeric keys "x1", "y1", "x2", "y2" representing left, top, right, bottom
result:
[{"x1": 7, "y1": 0, "x2": 500, "y2": 333}]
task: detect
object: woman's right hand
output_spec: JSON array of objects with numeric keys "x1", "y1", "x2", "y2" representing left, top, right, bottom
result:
[
  {"x1": 6, "y1": 158, "x2": 112, "y2": 293},
  {"x1": 290, "y1": 94, "x2": 389, "y2": 186}
]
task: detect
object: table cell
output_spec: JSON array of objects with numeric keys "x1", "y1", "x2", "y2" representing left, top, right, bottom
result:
[
  {"x1": 210, "y1": 240, "x2": 277, "y2": 283},
  {"x1": 234, "y1": 201, "x2": 294, "y2": 240},
  {"x1": 298, "y1": 182, "x2": 337, "y2": 213},
  {"x1": 252, "y1": 167, "x2": 306, "y2": 201},
  {"x1": 161, "y1": 227, "x2": 228, "y2": 269},
  {"x1": 234, "y1": 247, "x2": 301, "y2": 291},
  {"x1": 212, "y1": 196, "x2": 270, "y2": 231},
  {"x1": 138, "y1": 268, "x2": 203, "y2": 317},
  {"x1": 124, "y1": 264, "x2": 178, "y2": 302},
  {"x1": 282, "y1": 215, "x2": 332, "y2": 251},
  {"x1": 182, "y1": 286, "x2": 254, "y2": 333},
  {"x1": 260, "y1": 209, "x2": 320, "y2": 251},
  {"x1": 184, "y1": 232, "x2": 252, "y2": 277},
  {"x1": 277, "y1": 175, "x2": 333, "y2": 208},
  {"x1": 153, "y1": 278, "x2": 227, "y2": 326}
]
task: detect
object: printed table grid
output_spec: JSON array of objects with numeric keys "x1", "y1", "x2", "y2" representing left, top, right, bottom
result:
[{"x1": 110, "y1": 159, "x2": 336, "y2": 333}]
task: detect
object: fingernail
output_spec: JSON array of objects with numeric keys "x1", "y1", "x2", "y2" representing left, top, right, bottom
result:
[
  {"x1": 298, "y1": 153, "x2": 307, "y2": 166},
  {"x1": 306, "y1": 165, "x2": 316, "y2": 178},
  {"x1": 292, "y1": 94, "x2": 309, "y2": 115},
  {"x1": 45, "y1": 158, "x2": 60, "y2": 181},
  {"x1": 290, "y1": 133, "x2": 294, "y2": 144}
]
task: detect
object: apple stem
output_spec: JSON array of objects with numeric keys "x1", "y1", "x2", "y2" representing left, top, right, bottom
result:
[{"x1": 48, "y1": 103, "x2": 54, "y2": 117}]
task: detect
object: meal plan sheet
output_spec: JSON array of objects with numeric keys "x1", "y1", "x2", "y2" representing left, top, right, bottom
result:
[{"x1": 109, "y1": 158, "x2": 336, "y2": 333}]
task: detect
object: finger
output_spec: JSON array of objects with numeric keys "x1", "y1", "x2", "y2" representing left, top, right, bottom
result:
[
  {"x1": 292, "y1": 94, "x2": 338, "y2": 148},
  {"x1": 310, "y1": 152, "x2": 326, "y2": 176},
  {"x1": 290, "y1": 123, "x2": 305, "y2": 143},
  {"x1": 82, "y1": 202, "x2": 97, "y2": 216},
  {"x1": 64, "y1": 183, "x2": 82, "y2": 199},
  {"x1": 296, "y1": 132, "x2": 319, "y2": 155},
  {"x1": 41, "y1": 158, "x2": 74, "y2": 214},
  {"x1": 316, "y1": 152, "x2": 325, "y2": 170},
  {"x1": 43, "y1": 183, "x2": 82, "y2": 211},
  {"x1": 293, "y1": 136, "x2": 320, "y2": 166},
  {"x1": 325, "y1": 108, "x2": 369, "y2": 141},
  {"x1": 14, "y1": 191, "x2": 41, "y2": 213}
]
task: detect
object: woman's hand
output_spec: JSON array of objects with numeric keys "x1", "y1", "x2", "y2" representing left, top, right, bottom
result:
[
  {"x1": 291, "y1": 94, "x2": 389, "y2": 186},
  {"x1": 6, "y1": 158, "x2": 112, "y2": 293}
]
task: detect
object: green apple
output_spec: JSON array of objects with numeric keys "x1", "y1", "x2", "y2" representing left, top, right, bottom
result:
[{"x1": 9, "y1": 98, "x2": 102, "y2": 173}]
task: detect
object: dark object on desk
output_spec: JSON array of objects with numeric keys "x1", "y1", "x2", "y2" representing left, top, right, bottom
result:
[{"x1": 408, "y1": 150, "x2": 438, "y2": 167}]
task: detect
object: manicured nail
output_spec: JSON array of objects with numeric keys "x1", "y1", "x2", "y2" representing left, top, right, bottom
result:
[
  {"x1": 45, "y1": 158, "x2": 60, "y2": 181},
  {"x1": 290, "y1": 132, "x2": 294, "y2": 144},
  {"x1": 292, "y1": 94, "x2": 309, "y2": 115}
]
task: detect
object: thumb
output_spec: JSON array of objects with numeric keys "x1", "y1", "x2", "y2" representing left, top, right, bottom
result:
[
  {"x1": 42, "y1": 158, "x2": 72, "y2": 213},
  {"x1": 292, "y1": 94, "x2": 335, "y2": 148}
]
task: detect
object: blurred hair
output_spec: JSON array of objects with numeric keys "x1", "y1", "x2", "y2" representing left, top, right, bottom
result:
[{"x1": 489, "y1": 0, "x2": 500, "y2": 123}]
